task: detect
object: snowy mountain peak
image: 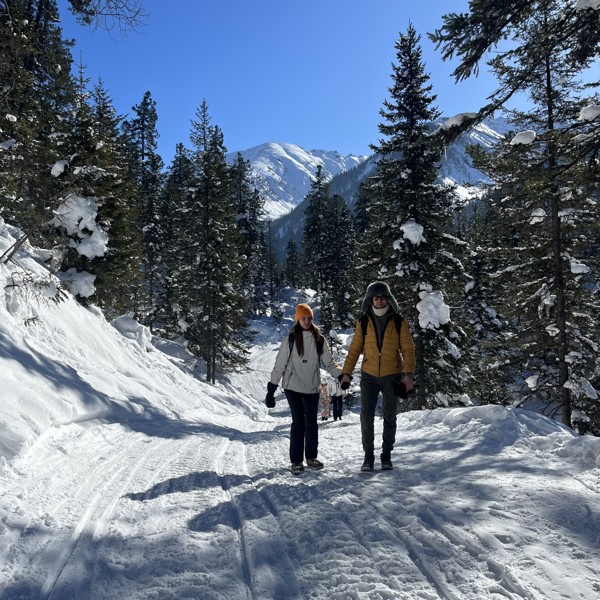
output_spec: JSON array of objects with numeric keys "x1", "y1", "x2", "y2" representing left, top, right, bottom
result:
[
  {"x1": 227, "y1": 117, "x2": 510, "y2": 221},
  {"x1": 227, "y1": 142, "x2": 368, "y2": 219}
]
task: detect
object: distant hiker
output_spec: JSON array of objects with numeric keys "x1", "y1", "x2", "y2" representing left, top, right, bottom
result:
[
  {"x1": 319, "y1": 381, "x2": 331, "y2": 421},
  {"x1": 267, "y1": 303, "x2": 342, "y2": 475},
  {"x1": 328, "y1": 375, "x2": 344, "y2": 421},
  {"x1": 340, "y1": 281, "x2": 415, "y2": 472}
]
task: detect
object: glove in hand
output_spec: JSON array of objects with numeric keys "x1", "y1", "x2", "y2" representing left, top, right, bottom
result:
[
  {"x1": 265, "y1": 382, "x2": 278, "y2": 408},
  {"x1": 393, "y1": 377, "x2": 408, "y2": 399},
  {"x1": 338, "y1": 374, "x2": 352, "y2": 390}
]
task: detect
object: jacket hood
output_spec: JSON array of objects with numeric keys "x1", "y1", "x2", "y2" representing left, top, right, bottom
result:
[{"x1": 360, "y1": 281, "x2": 400, "y2": 314}]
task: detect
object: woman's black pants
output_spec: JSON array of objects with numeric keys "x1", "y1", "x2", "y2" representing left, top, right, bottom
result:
[{"x1": 285, "y1": 389, "x2": 319, "y2": 463}]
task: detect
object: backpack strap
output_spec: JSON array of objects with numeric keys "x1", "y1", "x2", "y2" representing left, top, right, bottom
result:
[
  {"x1": 393, "y1": 313, "x2": 403, "y2": 335},
  {"x1": 360, "y1": 313, "x2": 369, "y2": 337}
]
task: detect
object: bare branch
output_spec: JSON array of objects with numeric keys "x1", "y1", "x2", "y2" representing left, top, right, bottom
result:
[{"x1": 68, "y1": 0, "x2": 148, "y2": 34}]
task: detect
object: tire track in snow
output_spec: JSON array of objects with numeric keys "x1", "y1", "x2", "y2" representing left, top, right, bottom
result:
[
  {"x1": 0, "y1": 428, "x2": 144, "y2": 598},
  {"x1": 42, "y1": 434, "x2": 183, "y2": 600},
  {"x1": 215, "y1": 435, "x2": 303, "y2": 600},
  {"x1": 84, "y1": 434, "x2": 200, "y2": 591},
  {"x1": 214, "y1": 438, "x2": 254, "y2": 600}
]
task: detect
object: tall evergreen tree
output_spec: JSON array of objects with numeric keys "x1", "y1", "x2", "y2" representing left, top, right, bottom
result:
[
  {"x1": 122, "y1": 90, "x2": 164, "y2": 327},
  {"x1": 460, "y1": 1, "x2": 600, "y2": 431},
  {"x1": 302, "y1": 166, "x2": 358, "y2": 334},
  {"x1": 51, "y1": 71, "x2": 141, "y2": 314},
  {"x1": 302, "y1": 165, "x2": 329, "y2": 292},
  {"x1": 158, "y1": 143, "x2": 195, "y2": 337},
  {"x1": 0, "y1": 0, "x2": 74, "y2": 241},
  {"x1": 368, "y1": 25, "x2": 471, "y2": 409},
  {"x1": 229, "y1": 153, "x2": 269, "y2": 317},
  {"x1": 353, "y1": 179, "x2": 373, "y2": 238},
  {"x1": 454, "y1": 190, "x2": 514, "y2": 406},
  {"x1": 319, "y1": 194, "x2": 357, "y2": 333},
  {"x1": 177, "y1": 101, "x2": 249, "y2": 383},
  {"x1": 284, "y1": 238, "x2": 301, "y2": 288},
  {"x1": 87, "y1": 79, "x2": 142, "y2": 313}
]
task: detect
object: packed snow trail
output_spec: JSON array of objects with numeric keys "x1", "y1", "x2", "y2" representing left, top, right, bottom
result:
[{"x1": 2, "y1": 338, "x2": 600, "y2": 599}]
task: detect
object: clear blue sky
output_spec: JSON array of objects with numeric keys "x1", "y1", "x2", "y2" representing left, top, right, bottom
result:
[{"x1": 57, "y1": 0, "x2": 498, "y2": 164}]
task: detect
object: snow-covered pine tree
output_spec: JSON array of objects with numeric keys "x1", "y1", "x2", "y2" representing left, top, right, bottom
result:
[
  {"x1": 430, "y1": 0, "x2": 600, "y2": 148},
  {"x1": 180, "y1": 101, "x2": 249, "y2": 383},
  {"x1": 458, "y1": 1, "x2": 600, "y2": 431},
  {"x1": 453, "y1": 190, "x2": 514, "y2": 406},
  {"x1": 229, "y1": 153, "x2": 269, "y2": 317},
  {"x1": 284, "y1": 238, "x2": 301, "y2": 289},
  {"x1": 355, "y1": 176, "x2": 394, "y2": 289},
  {"x1": 302, "y1": 167, "x2": 358, "y2": 334},
  {"x1": 122, "y1": 91, "x2": 165, "y2": 328},
  {"x1": 352, "y1": 179, "x2": 372, "y2": 239},
  {"x1": 51, "y1": 70, "x2": 141, "y2": 313},
  {"x1": 319, "y1": 193, "x2": 357, "y2": 332},
  {"x1": 85, "y1": 79, "x2": 142, "y2": 314},
  {"x1": 368, "y1": 24, "x2": 471, "y2": 410},
  {"x1": 302, "y1": 164, "x2": 329, "y2": 293},
  {"x1": 0, "y1": 0, "x2": 74, "y2": 240},
  {"x1": 158, "y1": 143, "x2": 195, "y2": 338}
]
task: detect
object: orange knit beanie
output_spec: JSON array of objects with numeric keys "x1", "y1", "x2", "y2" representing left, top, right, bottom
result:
[{"x1": 294, "y1": 303, "x2": 314, "y2": 322}]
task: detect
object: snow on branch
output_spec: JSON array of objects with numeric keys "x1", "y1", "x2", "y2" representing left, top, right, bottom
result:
[
  {"x1": 50, "y1": 194, "x2": 108, "y2": 259},
  {"x1": 416, "y1": 290, "x2": 450, "y2": 330},
  {"x1": 576, "y1": 0, "x2": 600, "y2": 11}
]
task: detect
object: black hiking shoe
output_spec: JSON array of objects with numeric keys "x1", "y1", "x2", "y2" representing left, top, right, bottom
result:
[
  {"x1": 306, "y1": 458, "x2": 324, "y2": 469},
  {"x1": 381, "y1": 452, "x2": 393, "y2": 470},
  {"x1": 291, "y1": 462, "x2": 305, "y2": 475},
  {"x1": 361, "y1": 454, "x2": 375, "y2": 472}
]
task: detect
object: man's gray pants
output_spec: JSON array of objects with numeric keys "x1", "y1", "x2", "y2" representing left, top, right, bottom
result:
[{"x1": 360, "y1": 372, "x2": 398, "y2": 455}]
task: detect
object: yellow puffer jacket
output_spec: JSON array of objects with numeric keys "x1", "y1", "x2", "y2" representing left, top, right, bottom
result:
[{"x1": 343, "y1": 313, "x2": 416, "y2": 378}]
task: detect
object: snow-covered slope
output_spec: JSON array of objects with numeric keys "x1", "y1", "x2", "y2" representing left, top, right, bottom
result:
[
  {"x1": 438, "y1": 118, "x2": 507, "y2": 184},
  {"x1": 227, "y1": 142, "x2": 368, "y2": 219},
  {"x1": 2, "y1": 223, "x2": 600, "y2": 600}
]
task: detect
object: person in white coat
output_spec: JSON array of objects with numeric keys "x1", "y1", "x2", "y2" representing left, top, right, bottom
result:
[
  {"x1": 328, "y1": 376, "x2": 344, "y2": 421},
  {"x1": 266, "y1": 303, "x2": 342, "y2": 474}
]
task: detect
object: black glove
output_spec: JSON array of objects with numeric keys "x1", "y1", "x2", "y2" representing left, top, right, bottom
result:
[
  {"x1": 338, "y1": 374, "x2": 352, "y2": 390},
  {"x1": 265, "y1": 382, "x2": 278, "y2": 408},
  {"x1": 393, "y1": 376, "x2": 408, "y2": 399}
]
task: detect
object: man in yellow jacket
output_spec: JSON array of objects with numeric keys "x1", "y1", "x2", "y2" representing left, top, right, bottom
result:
[{"x1": 340, "y1": 281, "x2": 415, "y2": 472}]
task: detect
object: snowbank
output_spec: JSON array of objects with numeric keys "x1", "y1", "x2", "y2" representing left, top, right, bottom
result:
[{"x1": 0, "y1": 222, "x2": 252, "y2": 467}]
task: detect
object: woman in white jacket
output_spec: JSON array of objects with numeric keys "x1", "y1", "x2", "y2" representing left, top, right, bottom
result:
[{"x1": 266, "y1": 303, "x2": 342, "y2": 475}]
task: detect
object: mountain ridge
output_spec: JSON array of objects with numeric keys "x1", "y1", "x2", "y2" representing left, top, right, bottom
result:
[
  {"x1": 237, "y1": 117, "x2": 510, "y2": 256},
  {"x1": 227, "y1": 142, "x2": 368, "y2": 219},
  {"x1": 227, "y1": 117, "x2": 509, "y2": 226}
]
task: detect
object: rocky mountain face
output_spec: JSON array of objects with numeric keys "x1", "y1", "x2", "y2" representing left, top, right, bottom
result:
[
  {"x1": 228, "y1": 117, "x2": 509, "y2": 256},
  {"x1": 227, "y1": 142, "x2": 368, "y2": 219}
]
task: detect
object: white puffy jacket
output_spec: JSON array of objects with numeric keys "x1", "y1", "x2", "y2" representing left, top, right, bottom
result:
[
  {"x1": 270, "y1": 330, "x2": 342, "y2": 394},
  {"x1": 328, "y1": 377, "x2": 343, "y2": 397}
]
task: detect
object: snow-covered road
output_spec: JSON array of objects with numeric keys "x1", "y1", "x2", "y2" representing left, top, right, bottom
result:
[{"x1": 2, "y1": 337, "x2": 600, "y2": 600}]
